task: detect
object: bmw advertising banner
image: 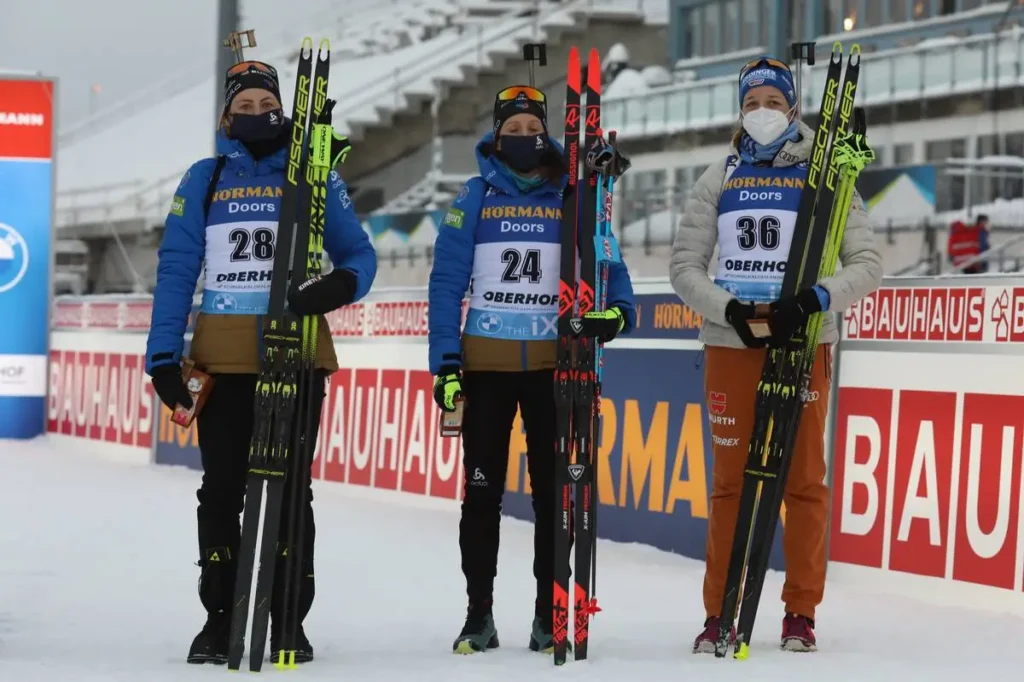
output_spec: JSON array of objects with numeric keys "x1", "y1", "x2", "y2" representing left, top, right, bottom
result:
[{"x1": 0, "y1": 77, "x2": 55, "y2": 438}]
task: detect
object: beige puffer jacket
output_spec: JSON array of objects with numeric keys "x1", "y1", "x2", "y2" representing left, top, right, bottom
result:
[{"x1": 668, "y1": 121, "x2": 883, "y2": 349}]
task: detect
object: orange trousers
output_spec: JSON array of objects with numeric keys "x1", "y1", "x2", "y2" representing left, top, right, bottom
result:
[{"x1": 702, "y1": 345, "x2": 831, "y2": 621}]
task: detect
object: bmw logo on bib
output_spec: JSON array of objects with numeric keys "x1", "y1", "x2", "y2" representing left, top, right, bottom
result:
[
  {"x1": 212, "y1": 293, "x2": 238, "y2": 311},
  {"x1": 0, "y1": 223, "x2": 29, "y2": 294},
  {"x1": 476, "y1": 312, "x2": 503, "y2": 335}
]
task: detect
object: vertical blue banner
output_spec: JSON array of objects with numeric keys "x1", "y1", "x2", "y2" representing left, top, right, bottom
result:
[{"x1": 0, "y1": 77, "x2": 55, "y2": 439}]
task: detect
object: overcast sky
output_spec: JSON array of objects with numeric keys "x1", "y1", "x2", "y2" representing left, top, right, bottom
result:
[{"x1": 0, "y1": 0, "x2": 346, "y2": 129}]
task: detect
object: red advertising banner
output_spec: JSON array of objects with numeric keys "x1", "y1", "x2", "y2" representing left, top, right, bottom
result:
[{"x1": 0, "y1": 78, "x2": 53, "y2": 160}]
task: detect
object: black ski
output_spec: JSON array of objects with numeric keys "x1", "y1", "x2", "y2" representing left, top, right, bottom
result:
[
  {"x1": 569, "y1": 47, "x2": 603, "y2": 662},
  {"x1": 716, "y1": 42, "x2": 862, "y2": 659},
  {"x1": 226, "y1": 36, "x2": 331, "y2": 672},
  {"x1": 552, "y1": 44, "x2": 581, "y2": 667},
  {"x1": 733, "y1": 46, "x2": 862, "y2": 655}
]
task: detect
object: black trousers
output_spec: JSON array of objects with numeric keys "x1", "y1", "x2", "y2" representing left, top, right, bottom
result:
[
  {"x1": 460, "y1": 369, "x2": 569, "y2": 619},
  {"x1": 194, "y1": 372, "x2": 326, "y2": 626}
]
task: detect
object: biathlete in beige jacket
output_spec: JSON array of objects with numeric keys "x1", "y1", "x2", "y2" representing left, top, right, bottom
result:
[{"x1": 668, "y1": 56, "x2": 882, "y2": 654}]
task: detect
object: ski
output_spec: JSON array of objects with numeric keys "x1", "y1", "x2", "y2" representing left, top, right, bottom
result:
[
  {"x1": 552, "y1": 44, "x2": 581, "y2": 667},
  {"x1": 717, "y1": 42, "x2": 867, "y2": 660},
  {"x1": 273, "y1": 38, "x2": 341, "y2": 671},
  {"x1": 568, "y1": 47, "x2": 604, "y2": 662},
  {"x1": 226, "y1": 37, "x2": 331, "y2": 673}
]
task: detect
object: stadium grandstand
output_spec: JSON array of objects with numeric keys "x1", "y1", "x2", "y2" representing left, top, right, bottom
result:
[{"x1": 52, "y1": 0, "x2": 1024, "y2": 294}]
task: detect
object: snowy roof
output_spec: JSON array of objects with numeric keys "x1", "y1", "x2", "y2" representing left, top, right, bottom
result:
[{"x1": 54, "y1": 0, "x2": 611, "y2": 227}]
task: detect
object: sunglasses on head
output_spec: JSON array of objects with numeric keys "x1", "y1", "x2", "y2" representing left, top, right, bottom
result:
[
  {"x1": 226, "y1": 60, "x2": 276, "y2": 78},
  {"x1": 497, "y1": 85, "x2": 547, "y2": 104},
  {"x1": 739, "y1": 57, "x2": 792, "y2": 81}
]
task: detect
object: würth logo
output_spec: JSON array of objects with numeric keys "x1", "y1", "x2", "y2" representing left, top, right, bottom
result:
[{"x1": 0, "y1": 112, "x2": 45, "y2": 126}]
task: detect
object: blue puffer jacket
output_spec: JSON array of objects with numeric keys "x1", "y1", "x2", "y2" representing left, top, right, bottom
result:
[
  {"x1": 145, "y1": 130, "x2": 377, "y2": 375},
  {"x1": 427, "y1": 131, "x2": 636, "y2": 374}
]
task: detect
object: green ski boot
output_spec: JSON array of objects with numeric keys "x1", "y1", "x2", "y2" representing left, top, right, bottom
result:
[
  {"x1": 452, "y1": 602, "x2": 499, "y2": 655},
  {"x1": 528, "y1": 615, "x2": 572, "y2": 654}
]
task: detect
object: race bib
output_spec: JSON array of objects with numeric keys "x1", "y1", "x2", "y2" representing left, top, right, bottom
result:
[
  {"x1": 466, "y1": 240, "x2": 561, "y2": 341},
  {"x1": 201, "y1": 220, "x2": 278, "y2": 314}
]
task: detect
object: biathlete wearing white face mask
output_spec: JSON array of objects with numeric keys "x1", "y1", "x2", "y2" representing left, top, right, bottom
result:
[{"x1": 668, "y1": 55, "x2": 883, "y2": 655}]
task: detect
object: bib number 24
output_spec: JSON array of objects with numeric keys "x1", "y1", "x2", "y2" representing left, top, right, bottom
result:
[{"x1": 501, "y1": 248, "x2": 542, "y2": 283}]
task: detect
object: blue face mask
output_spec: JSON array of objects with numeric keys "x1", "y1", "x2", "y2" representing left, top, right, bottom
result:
[
  {"x1": 229, "y1": 109, "x2": 284, "y2": 141},
  {"x1": 499, "y1": 133, "x2": 549, "y2": 173}
]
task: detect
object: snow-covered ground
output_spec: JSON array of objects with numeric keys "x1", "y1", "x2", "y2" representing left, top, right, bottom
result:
[{"x1": 1, "y1": 437, "x2": 1022, "y2": 680}]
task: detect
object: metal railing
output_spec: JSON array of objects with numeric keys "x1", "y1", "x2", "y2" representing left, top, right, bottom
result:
[
  {"x1": 55, "y1": 0, "x2": 607, "y2": 229},
  {"x1": 603, "y1": 29, "x2": 1024, "y2": 138}
]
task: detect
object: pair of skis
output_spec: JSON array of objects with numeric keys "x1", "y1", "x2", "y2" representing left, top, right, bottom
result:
[
  {"x1": 227, "y1": 37, "x2": 340, "y2": 672},
  {"x1": 717, "y1": 42, "x2": 875, "y2": 659},
  {"x1": 552, "y1": 46, "x2": 621, "y2": 666}
]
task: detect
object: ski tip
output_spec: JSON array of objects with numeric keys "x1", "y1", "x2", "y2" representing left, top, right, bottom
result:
[
  {"x1": 567, "y1": 48, "x2": 581, "y2": 90},
  {"x1": 300, "y1": 36, "x2": 313, "y2": 57},
  {"x1": 849, "y1": 43, "x2": 861, "y2": 65},
  {"x1": 587, "y1": 48, "x2": 601, "y2": 92},
  {"x1": 830, "y1": 41, "x2": 843, "y2": 59},
  {"x1": 318, "y1": 37, "x2": 331, "y2": 57}
]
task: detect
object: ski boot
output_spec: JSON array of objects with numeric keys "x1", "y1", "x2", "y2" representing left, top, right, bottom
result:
[
  {"x1": 268, "y1": 546, "x2": 315, "y2": 664},
  {"x1": 187, "y1": 546, "x2": 235, "y2": 664},
  {"x1": 528, "y1": 614, "x2": 573, "y2": 654},
  {"x1": 452, "y1": 600, "x2": 499, "y2": 654},
  {"x1": 269, "y1": 624, "x2": 314, "y2": 664},
  {"x1": 187, "y1": 612, "x2": 230, "y2": 664},
  {"x1": 692, "y1": 616, "x2": 735, "y2": 654},
  {"x1": 781, "y1": 613, "x2": 817, "y2": 652}
]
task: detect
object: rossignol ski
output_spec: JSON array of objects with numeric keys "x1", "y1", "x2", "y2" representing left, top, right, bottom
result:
[
  {"x1": 552, "y1": 44, "x2": 581, "y2": 666},
  {"x1": 553, "y1": 45, "x2": 618, "y2": 666},
  {"x1": 227, "y1": 37, "x2": 335, "y2": 673},
  {"x1": 716, "y1": 42, "x2": 873, "y2": 660}
]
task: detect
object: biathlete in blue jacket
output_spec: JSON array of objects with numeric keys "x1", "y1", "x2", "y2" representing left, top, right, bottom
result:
[
  {"x1": 427, "y1": 85, "x2": 636, "y2": 655},
  {"x1": 144, "y1": 60, "x2": 377, "y2": 665}
]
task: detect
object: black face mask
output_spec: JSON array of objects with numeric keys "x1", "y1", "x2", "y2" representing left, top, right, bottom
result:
[
  {"x1": 498, "y1": 133, "x2": 549, "y2": 173},
  {"x1": 228, "y1": 109, "x2": 285, "y2": 142}
]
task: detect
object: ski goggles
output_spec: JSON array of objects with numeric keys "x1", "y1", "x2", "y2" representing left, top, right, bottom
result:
[
  {"x1": 496, "y1": 85, "x2": 547, "y2": 105},
  {"x1": 739, "y1": 57, "x2": 792, "y2": 82},
  {"x1": 226, "y1": 60, "x2": 277, "y2": 78}
]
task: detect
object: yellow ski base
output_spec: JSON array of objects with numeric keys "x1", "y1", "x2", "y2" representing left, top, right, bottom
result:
[{"x1": 734, "y1": 642, "x2": 750, "y2": 660}]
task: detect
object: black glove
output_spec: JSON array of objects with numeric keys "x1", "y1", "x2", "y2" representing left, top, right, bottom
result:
[
  {"x1": 586, "y1": 131, "x2": 631, "y2": 178},
  {"x1": 150, "y1": 363, "x2": 192, "y2": 411},
  {"x1": 725, "y1": 299, "x2": 766, "y2": 349},
  {"x1": 766, "y1": 288, "x2": 823, "y2": 346},
  {"x1": 432, "y1": 365, "x2": 463, "y2": 412},
  {"x1": 287, "y1": 269, "x2": 357, "y2": 316},
  {"x1": 315, "y1": 99, "x2": 353, "y2": 167},
  {"x1": 571, "y1": 306, "x2": 625, "y2": 344}
]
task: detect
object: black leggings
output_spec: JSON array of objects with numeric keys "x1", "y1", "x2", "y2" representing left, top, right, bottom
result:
[
  {"x1": 194, "y1": 372, "x2": 325, "y2": 622},
  {"x1": 459, "y1": 369, "x2": 566, "y2": 617}
]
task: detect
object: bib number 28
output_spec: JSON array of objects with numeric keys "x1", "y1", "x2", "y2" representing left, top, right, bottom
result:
[
  {"x1": 501, "y1": 248, "x2": 542, "y2": 283},
  {"x1": 229, "y1": 227, "x2": 276, "y2": 262}
]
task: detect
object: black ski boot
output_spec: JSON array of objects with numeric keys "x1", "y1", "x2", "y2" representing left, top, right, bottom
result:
[
  {"x1": 268, "y1": 546, "x2": 315, "y2": 664},
  {"x1": 187, "y1": 547, "x2": 235, "y2": 664},
  {"x1": 269, "y1": 624, "x2": 314, "y2": 665},
  {"x1": 452, "y1": 600, "x2": 499, "y2": 654},
  {"x1": 528, "y1": 610, "x2": 572, "y2": 654}
]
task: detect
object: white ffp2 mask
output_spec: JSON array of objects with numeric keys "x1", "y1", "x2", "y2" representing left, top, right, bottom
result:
[{"x1": 742, "y1": 107, "x2": 791, "y2": 146}]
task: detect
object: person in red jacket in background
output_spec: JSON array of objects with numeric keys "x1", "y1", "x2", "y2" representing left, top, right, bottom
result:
[{"x1": 947, "y1": 214, "x2": 990, "y2": 274}]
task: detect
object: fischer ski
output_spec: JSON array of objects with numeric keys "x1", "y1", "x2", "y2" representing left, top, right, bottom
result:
[
  {"x1": 227, "y1": 37, "x2": 334, "y2": 673},
  {"x1": 717, "y1": 42, "x2": 872, "y2": 660}
]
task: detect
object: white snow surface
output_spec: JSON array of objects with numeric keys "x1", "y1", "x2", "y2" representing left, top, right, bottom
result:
[{"x1": 2, "y1": 437, "x2": 1021, "y2": 680}]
